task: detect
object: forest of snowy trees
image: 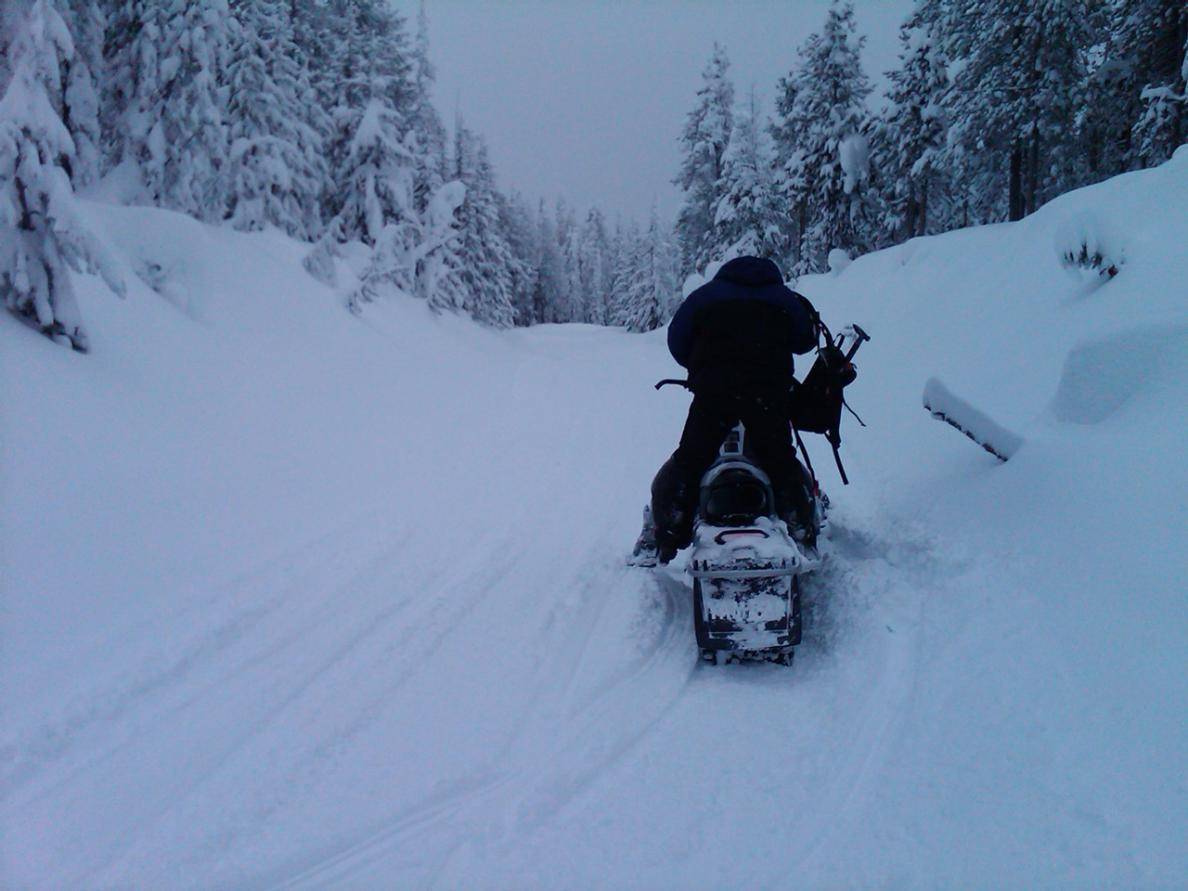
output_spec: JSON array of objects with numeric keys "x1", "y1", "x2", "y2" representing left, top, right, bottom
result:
[
  {"x1": 2, "y1": 0, "x2": 1185, "y2": 351},
  {"x1": 0, "y1": 0, "x2": 680, "y2": 351},
  {"x1": 676, "y1": 0, "x2": 1187, "y2": 279}
]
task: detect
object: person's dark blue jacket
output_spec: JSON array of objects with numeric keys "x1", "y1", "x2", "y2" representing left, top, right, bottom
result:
[{"x1": 667, "y1": 256, "x2": 817, "y2": 392}]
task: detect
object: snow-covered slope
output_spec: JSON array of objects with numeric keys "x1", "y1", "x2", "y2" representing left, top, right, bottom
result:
[{"x1": 3, "y1": 151, "x2": 1186, "y2": 888}]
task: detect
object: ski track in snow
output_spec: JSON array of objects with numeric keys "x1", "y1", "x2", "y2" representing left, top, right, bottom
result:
[
  {"x1": 0, "y1": 334, "x2": 968, "y2": 888},
  {"x1": 262, "y1": 509, "x2": 948, "y2": 890}
]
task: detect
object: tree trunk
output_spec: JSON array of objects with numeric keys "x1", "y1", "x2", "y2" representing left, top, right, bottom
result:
[
  {"x1": 1026, "y1": 124, "x2": 1040, "y2": 216},
  {"x1": 904, "y1": 195, "x2": 918, "y2": 242},
  {"x1": 796, "y1": 199, "x2": 807, "y2": 268},
  {"x1": 1008, "y1": 140, "x2": 1024, "y2": 222},
  {"x1": 918, "y1": 180, "x2": 929, "y2": 237}
]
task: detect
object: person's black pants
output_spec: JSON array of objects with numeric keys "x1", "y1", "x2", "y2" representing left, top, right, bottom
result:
[{"x1": 651, "y1": 387, "x2": 812, "y2": 550}]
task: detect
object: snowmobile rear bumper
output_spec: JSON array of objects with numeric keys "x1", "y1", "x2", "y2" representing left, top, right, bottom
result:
[{"x1": 689, "y1": 521, "x2": 804, "y2": 657}]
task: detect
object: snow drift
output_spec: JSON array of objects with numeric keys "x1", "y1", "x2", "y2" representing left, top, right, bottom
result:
[{"x1": 2, "y1": 151, "x2": 1186, "y2": 887}]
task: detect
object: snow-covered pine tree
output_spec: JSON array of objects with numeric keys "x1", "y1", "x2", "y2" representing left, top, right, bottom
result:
[
  {"x1": 316, "y1": 0, "x2": 414, "y2": 226},
  {"x1": 674, "y1": 43, "x2": 734, "y2": 278},
  {"x1": 1, "y1": 0, "x2": 124, "y2": 351},
  {"x1": 329, "y1": 98, "x2": 418, "y2": 306},
  {"x1": 532, "y1": 200, "x2": 565, "y2": 324},
  {"x1": 551, "y1": 197, "x2": 581, "y2": 322},
  {"x1": 616, "y1": 210, "x2": 677, "y2": 333},
  {"x1": 947, "y1": 0, "x2": 1100, "y2": 222},
  {"x1": 442, "y1": 123, "x2": 515, "y2": 328},
  {"x1": 1127, "y1": 1, "x2": 1188, "y2": 166},
  {"x1": 104, "y1": 0, "x2": 233, "y2": 221},
  {"x1": 224, "y1": 0, "x2": 329, "y2": 240},
  {"x1": 777, "y1": 1, "x2": 876, "y2": 273},
  {"x1": 1079, "y1": 6, "x2": 1143, "y2": 180},
  {"x1": 712, "y1": 87, "x2": 786, "y2": 264},
  {"x1": 54, "y1": 0, "x2": 104, "y2": 189},
  {"x1": 350, "y1": 173, "x2": 465, "y2": 313},
  {"x1": 578, "y1": 207, "x2": 612, "y2": 325},
  {"x1": 498, "y1": 191, "x2": 539, "y2": 326},
  {"x1": 563, "y1": 212, "x2": 584, "y2": 322},
  {"x1": 409, "y1": 0, "x2": 449, "y2": 180},
  {"x1": 769, "y1": 65, "x2": 809, "y2": 270},
  {"x1": 306, "y1": 1, "x2": 424, "y2": 290},
  {"x1": 328, "y1": 99, "x2": 415, "y2": 250},
  {"x1": 608, "y1": 219, "x2": 641, "y2": 328},
  {"x1": 0, "y1": 4, "x2": 17, "y2": 92},
  {"x1": 874, "y1": 0, "x2": 953, "y2": 241}
]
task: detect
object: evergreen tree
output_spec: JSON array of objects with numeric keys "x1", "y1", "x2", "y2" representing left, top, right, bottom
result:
[
  {"x1": 608, "y1": 219, "x2": 641, "y2": 328},
  {"x1": 0, "y1": 4, "x2": 17, "y2": 92},
  {"x1": 317, "y1": 0, "x2": 414, "y2": 225},
  {"x1": 947, "y1": 0, "x2": 1100, "y2": 222},
  {"x1": 578, "y1": 207, "x2": 612, "y2": 324},
  {"x1": 304, "y1": 3, "x2": 419, "y2": 284},
  {"x1": 498, "y1": 191, "x2": 539, "y2": 326},
  {"x1": 224, "y1": 0, "x2": 329, "y2": 239},
  {"x1": 533, "y1": 200, "x2": 565, "y2": 324},
  {"x1": 443, "y1": 124, "x2": 515, "y2": 328},
  {"x1": 532, "y1": 201, "x2": 563, "y2": 325},
  {"x1": 287, "y1": 0, "x2": 339, "y2": 138},
  {"x1": 409, "y1": 1, "x2": 449, "y2": 173},
  {"x1": 407, "y1": 0, "x2": 453, "y2": 304},
  {"x1": 326, "y1": 99, "x2": 414, "y2": 248},
  {"x1": 1126, "y1": 1, "x2": 1188, "y2": 166},
  {"x1": 769, "y1": 67, "x2": 809, "y2": 270},
  {"x1": 1, "y1": 0, "x2": 124, "y2": 351},
  {"x1": 55, "y1": 0, "x2": 105, "y2": 188},
  {"x1": 874, "y1": 0, "x2": 953, "y2": 240},
  {"x1": 713, "y1": 87, "x2": 786, "y2": 263},
  {"x1": 349, "y1": 176, "x2": 464, "y2": 313},
  {"x1": 674, "y1": 43, "x2": 734, "y2": 277},
  {"x1": 552, "y1": 196, "x2": 581, "y2": 321},
  {"x1": 775, "y1": 1, "x2": 876, "y2": 272},
  {"x1": 105, "y1": 0, "x2": 233, "y2": 221},
  {"x1": 615, "y1": 210, "x2": 678, "y2": 333}
]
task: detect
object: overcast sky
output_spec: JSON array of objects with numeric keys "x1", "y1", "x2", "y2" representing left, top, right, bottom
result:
[{"x1": 402, "y1": 1, "x2": 915, "y2": 224}]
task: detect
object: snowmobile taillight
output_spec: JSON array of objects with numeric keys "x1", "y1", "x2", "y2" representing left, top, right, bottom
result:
[{"x1": 714, "y1": 529, "x2": 769, "y2": 545}]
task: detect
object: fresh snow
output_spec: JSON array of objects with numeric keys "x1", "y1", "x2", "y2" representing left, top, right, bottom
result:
[{"x1": 2, "y1": 152, "x2": 1186, "y2": 887}]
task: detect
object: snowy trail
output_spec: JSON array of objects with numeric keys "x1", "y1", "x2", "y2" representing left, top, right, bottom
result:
[
  {"x1": 268, "y1": 517, "x2": 937, "y2": 890},
  {"x1": 3, "y1": 318, "x2": 946, "y2": 889},
  {"x1": 6, "y1": 157, "x2": 1187, "y2": 887}
]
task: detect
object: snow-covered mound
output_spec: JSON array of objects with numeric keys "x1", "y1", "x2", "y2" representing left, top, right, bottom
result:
[{"x1": 2, "y1": 153, "x2": 1186, "y2": 887}]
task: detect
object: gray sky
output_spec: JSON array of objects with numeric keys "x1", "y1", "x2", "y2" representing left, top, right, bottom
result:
[{"x1": 404, "y1": 1, "x2": 914, "y2": 223}]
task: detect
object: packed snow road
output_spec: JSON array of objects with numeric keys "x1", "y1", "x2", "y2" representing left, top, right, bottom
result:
[{"x1": 3, "y1": 312, "x2": 948, "y2": 888}]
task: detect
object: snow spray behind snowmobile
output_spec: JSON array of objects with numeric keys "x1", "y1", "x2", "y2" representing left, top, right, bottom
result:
[{"x1": 633, "y1": 320, "x2": 870, "y2": 665}]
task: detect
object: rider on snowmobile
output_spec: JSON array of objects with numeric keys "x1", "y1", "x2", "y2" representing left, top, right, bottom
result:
[{"x1": 651, "y1": 256, "x2": 819, "y2": 564}]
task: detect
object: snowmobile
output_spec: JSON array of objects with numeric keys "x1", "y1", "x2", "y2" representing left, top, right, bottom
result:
[
  {"x1": 630, "y1": 424, "x2": 822, "y2": 664},
  {"x1": 687, "y1": 423, "x2": 820, "y2": 664},
  {"x1": 631, "y1": 321, "x2": 870, "y2": 666}
]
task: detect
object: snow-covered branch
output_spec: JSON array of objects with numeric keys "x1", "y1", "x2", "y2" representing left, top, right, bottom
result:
[{"x1": 922, "y1": 377, "x2": 1023, "y2": 462}]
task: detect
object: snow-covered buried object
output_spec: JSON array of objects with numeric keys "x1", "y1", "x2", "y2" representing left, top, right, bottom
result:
[
  {"x1": 923, "y1": 376, "x2": 1024, "y2": 461},
  {"x1": 1054, "y1": 210, "x2": 1126, "y2": 279}
]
